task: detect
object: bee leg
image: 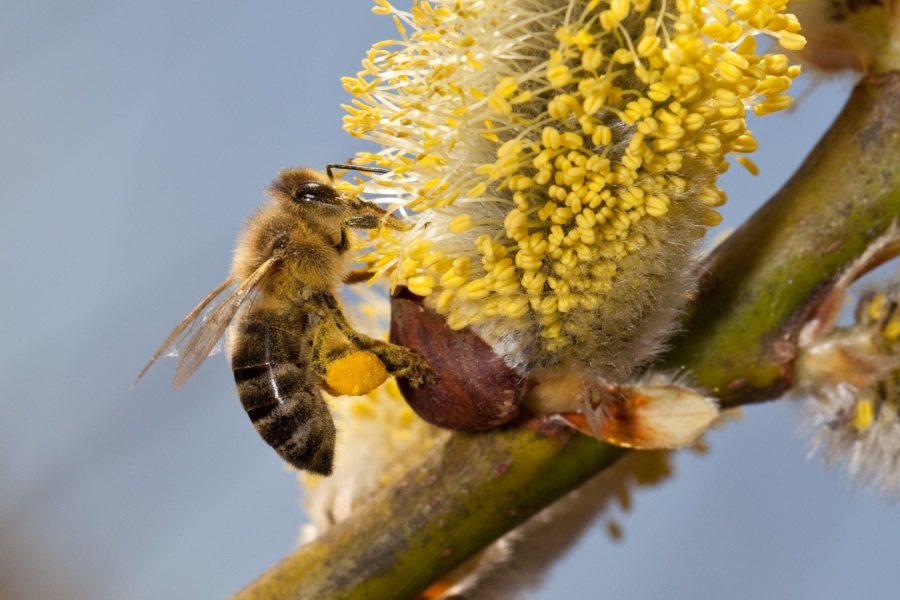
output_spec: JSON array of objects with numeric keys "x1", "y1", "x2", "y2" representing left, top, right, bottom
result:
[
  {"x1": 309, "y1": 313, "x2": 381, "y2": 379},
  {"x1": 342, "y1": 268, "x2": 372, "y2": 285},
  {"x1": 315, "y1": 294, "x2": 434, "y2": 387},
  {"x1": 365, "y1": 341, "x2": 435, "y2": 387},
  {"x1": 309, "y1": 320, "x2": 348, "y2": 380}
]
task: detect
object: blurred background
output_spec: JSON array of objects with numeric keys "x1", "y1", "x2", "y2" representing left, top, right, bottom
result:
[{"x1": 1, "y1": 1, "x2": 897, "y2": 599}]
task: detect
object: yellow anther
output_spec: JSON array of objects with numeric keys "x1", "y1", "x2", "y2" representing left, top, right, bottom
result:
[
  {"x1": 447, "y1": 213, "x2": 474, "y2": 234},
  {"x1": 645, "y1": 196, "x2": 669, "y2": 217},
  {"x1": 883, "y1": 318, "x2": 900, "y2": 341},
  {"x1": 731, "y1": 134, "x2": 758, "y2": 153},
  {"x1": 407, "y1": 239, "x2": 434, "y2": 261},
  {"x1": 695, "y1": 134, "x2": 723, "y2": 154},
  {"x1": 735, "y1": 155, "x2": 759, "y2": 175},
  {"x1": 542, "y1": 126, "x2": 562, "y2": 150},
  {"x1": 853, "y1": 399, "x2": 875, "y2": 431},
  {"x1": 868, "y1": 293, "x2": 888, "y2": 322},
  {"x1": 460, "y1": 278, "x2": 490, "y2": 301},
  {"x1": 435, "y1": 289, "x2": 456, "y2": 311},
  {"x1": 777, "y1": 31, "x2": 806, "y2": 52},
  {"x1": 407, "y1": 275, "x2": 436, "y2": 297},
  {"x1": 547, "y1": 64, "x2": 573, "y2": 88}
]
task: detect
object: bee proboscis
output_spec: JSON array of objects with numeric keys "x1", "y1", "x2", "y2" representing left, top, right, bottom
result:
[{"x1": 136, "y1": 165, "x2": 432, "y2": 475}]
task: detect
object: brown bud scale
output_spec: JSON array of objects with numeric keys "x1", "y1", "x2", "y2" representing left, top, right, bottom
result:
[{"x1": 390, "y1": 288, "x2": 526, "y2": 430}]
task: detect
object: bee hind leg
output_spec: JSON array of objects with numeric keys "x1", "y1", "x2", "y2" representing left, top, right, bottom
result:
[
  {"x1": 313, "y1": 296, "x2": 434, "y2": 387},
  {"x1": 364, "y1": 341, "x2": 435, "y2": 388}
]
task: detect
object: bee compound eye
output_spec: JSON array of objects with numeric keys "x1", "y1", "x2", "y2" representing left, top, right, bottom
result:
[{"x1": 293, "y1": 181, "x2": 337, "y2": 205}]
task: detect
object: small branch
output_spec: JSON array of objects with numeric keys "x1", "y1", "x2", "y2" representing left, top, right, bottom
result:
[
  {"x1": 233, "y1": 73, "x2": 900, "y2": 600},
  {"x1": 664, "y1": 72, "x2": 900, "y2": 408},
  {"x1": 235, "y1": 424, "x2": 625, "y2": 600}
]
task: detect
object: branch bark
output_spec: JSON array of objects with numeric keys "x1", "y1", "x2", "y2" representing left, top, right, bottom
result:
[{"x1": 233, "y1": 73, "x2": 900, "y2": 600}]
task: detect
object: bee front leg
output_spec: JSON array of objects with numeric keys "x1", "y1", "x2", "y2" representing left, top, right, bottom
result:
[{"x1": 342, "y1": 268, "x2": 372, "y2": 285}]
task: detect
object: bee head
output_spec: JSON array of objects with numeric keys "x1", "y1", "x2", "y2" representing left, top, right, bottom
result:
[
  {"x1": 269, "y1": 168, "x2": 342, "y2": 210},
  {"x1": 269, "y1": 167, "x2": 410, "y2": 232}
]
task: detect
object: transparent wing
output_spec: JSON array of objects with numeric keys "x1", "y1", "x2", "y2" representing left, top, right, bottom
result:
[
  {"x1": 134, "y1": 278, "x2": 234, "y2": 387},
  {"x1": 173, "y1": 258, "x2": 275, "y2": 388},
  {"x1": 134, "y1": 257, "x2": 277, "y2": 389}
]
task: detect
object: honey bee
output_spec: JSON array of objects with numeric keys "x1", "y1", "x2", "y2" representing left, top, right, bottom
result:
[{"x1": 136, "y1": 165, "x2": 432, "y2": 475}]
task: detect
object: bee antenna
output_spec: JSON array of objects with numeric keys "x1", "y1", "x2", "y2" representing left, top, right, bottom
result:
[{"x1": 325, "y1": 163, "x2": 390, "y2": 181}]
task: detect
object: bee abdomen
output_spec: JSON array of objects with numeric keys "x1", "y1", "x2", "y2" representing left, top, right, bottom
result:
[{"x1": 233, "y1": 362, "x2": 336, "y2": 475}]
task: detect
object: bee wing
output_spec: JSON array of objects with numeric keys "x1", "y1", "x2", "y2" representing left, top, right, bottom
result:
[
  {"x1": 134, "y1": 278, "x2": 235, "y2": 387},
  {"x1": 172, "y1": 257, "x2": 276, "y2": 389},
  {"x1": 134, "y1": 257, "x2": 276, "y2": 389}
]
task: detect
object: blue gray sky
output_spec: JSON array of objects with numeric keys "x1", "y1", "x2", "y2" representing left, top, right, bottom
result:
[{"x1": 1, "y1": 2, "x2": 896, "y2": 599}]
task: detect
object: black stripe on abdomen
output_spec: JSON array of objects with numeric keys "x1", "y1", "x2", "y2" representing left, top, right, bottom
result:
[{"x1": 234, "y1": 362, "x2": 336, "y2": 475}]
